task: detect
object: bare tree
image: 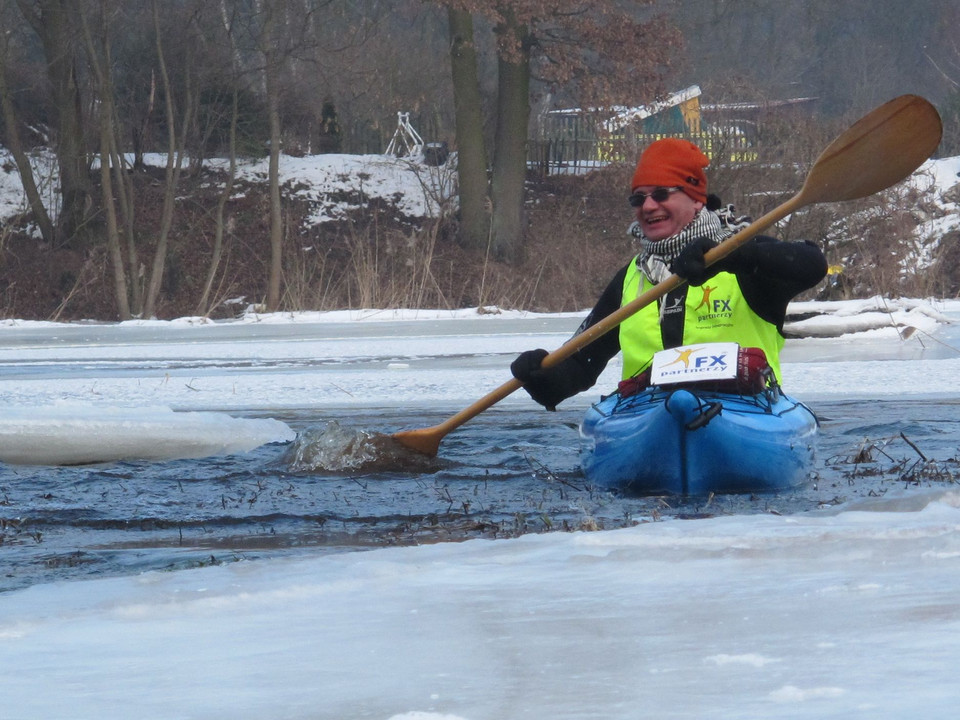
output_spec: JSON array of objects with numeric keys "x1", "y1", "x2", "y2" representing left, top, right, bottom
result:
[
  {"x1": 923, "y1": 1, "x2": 960, "y2": 156},
  {"x1": 488, "y1": 4, "x2": 529, "y2": 263},
  {"x1": 247, "y1": 0, "x2": 371, "y2": 311},
  {"x1": 447, "y1": 6, "x2": 490, "y2": 251},
  {"x1": 78, "y1": 0, "x2": 132, "y2": 319},
  {"x1": 196, "y1": 1, "x2": 243, "y2": 316},
  {"x1": 0, "y1": 0, "x2": 55, "y2": 243},
  {"x1": 442, "y1": 0, "x2": 678, "y2": 263},
  {"x1": 142, "y1": 0, "x2": 197, "y2": 318},
  {"x1": 255, "y1": 0, "x2": 286, "y2": 312},
  {"x1": 669, "y1": 0, "x2": 957, "y2": 118},
  {"x1": 16, "y1": 0, "x2": 94, "y2": 244}
]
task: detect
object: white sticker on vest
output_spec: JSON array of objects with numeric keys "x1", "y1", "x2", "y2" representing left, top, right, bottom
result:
[{"x1": 650, "y1": 343, "x2": 739, "y2": 385}]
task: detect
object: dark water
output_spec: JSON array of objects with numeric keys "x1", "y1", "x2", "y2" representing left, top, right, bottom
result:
[{"x1": 1, "y1": 399, "x2": 958, "y2": 593}]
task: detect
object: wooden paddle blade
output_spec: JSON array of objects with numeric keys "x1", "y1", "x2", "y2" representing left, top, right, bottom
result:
[
  {"x1": 393, "y1": 377, "x2": 523, "y2": 456},
  {"x1": 799, "y1": 95, "x2": 942, "y2": 205},
  {"x1": 391, "y1": 427, "x2": 443, "y2": 457}
]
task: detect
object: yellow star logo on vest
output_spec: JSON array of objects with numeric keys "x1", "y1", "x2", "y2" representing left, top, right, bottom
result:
[{"x1": 662, "y1": 347, "x2": 703, "y2": 369}]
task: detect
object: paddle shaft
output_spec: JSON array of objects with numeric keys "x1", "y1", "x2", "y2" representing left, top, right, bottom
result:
[
  {"x1": 393, "y1": 95, "x2": 942, "y2": 456},
  {"x1": 416, "y1": 194, "x2": 804, "y2": 438}
]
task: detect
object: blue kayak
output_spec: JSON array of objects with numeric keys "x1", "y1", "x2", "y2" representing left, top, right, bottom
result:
[{"x1": 579, "y1": 385, "x2": 818, "y2": 496}]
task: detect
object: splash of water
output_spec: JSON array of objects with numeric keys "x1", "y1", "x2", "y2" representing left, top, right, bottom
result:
[{"x1": 284, "y1": 420, "x2": 440, "y2": 473}]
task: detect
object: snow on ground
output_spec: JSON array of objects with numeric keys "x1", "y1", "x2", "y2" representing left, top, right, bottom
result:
[
  {"x1": 208, "y1": 152, "x2": 456, "y2": 223},
  {"x1": 5, "y1": 145, "x2": 958, "y2": 231},
  {"x1": 0, "y1": 147, "x2": 59, "y2": 223}
]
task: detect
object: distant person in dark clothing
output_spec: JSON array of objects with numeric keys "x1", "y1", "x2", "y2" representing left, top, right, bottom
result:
[{"x1": 511, "y1": 138, "x2": 827, "y2": 410}]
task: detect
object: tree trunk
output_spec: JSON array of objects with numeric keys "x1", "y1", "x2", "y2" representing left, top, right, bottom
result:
[
  {"x1": 144, "y1": 0, "x2": 192, "y2": 319},
  {"x1": 447, "y1": 7, "x2": 489, "y2": 251},
  {"x1": 266, "y1": 90, "x2": 283, "y2": 311},
  {"x1": 198, "y1": 7, "x2": 243, "y2": 317},
  {"x1": 18, "y1": 0, "x2": 91, "y2": 244},
  {"x1": 78, "y1": 0, "x2": 131, "y2": 320},
  {"x1": 490, "y1": 10, "x2": 530, "y2": 264},
  {"x1": 108, "y1": 117, "x2": 142, "y2": 315},
  {"x1": 262, "y1": 3, "x2": 284, "y2": 312},
  {"x1": 98, "y1": 106, "x2": 131, "y2": 320},
  {"x1": 0, "y1": 38, "x2": 55, "y2": 244},
  {"x1": 197, "y1": 84, "x2": 239, "y2": 316}
]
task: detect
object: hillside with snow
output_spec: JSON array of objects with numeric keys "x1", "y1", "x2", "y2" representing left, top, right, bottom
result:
[{"x1": 1, "y1": 144, "x2": 959, "y2": 321}]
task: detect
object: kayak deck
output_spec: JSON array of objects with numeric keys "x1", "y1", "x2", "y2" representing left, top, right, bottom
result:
[{"x1": 579, "y1": 386, "x2": 818, "y2": 496}]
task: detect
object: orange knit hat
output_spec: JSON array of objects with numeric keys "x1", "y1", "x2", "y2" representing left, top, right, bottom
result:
[{"x1": 631, "y1": 138, "x2": 709, "y2": 204}]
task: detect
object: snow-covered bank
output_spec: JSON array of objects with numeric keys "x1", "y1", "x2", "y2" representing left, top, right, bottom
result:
[
  {"x1": 0, "y1": 405, "x2": 294, "y2": 465},
  {"x1": 2, "y1": 487, "x2": 959, "y2": 719}
]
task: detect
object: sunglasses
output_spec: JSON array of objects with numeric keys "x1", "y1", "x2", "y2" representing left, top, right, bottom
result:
[{"x1": 628, "y1": 186, "x2": 683, "y2": 207}]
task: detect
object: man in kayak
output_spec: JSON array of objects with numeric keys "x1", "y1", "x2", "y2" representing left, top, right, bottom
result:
[{"x1": 511, "y1": 137, "x2": 828, "y2": 410}]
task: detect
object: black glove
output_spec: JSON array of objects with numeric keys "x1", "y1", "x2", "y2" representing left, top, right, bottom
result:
[
  {"x1": 510, "y1": 348, "x2": 570, "y2": 411},
  {"x1": 511, "y1": 348, "x2": 549, "y2": 384},
  {"x1": 670, "y1": 236, "x2": 718, "y2": 286}
]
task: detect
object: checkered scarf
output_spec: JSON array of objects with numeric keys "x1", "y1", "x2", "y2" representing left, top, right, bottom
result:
[{"x1": 628, "y1": 204, "x2": 752, "y2": 284}]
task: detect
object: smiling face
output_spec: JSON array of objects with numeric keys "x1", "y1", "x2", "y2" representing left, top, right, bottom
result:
[{"x1": 634, "y1": 186, "x2": 704, "y2": 241}]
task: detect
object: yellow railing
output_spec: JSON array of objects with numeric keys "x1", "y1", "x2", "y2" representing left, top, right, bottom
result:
[{"x1": 530, "y1": 130, "x2": 759, "y2": 175}]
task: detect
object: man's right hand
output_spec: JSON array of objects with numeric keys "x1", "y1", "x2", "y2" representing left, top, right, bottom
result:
[
  {"x1": 511, "y1": 348, "x2": 549, "y2": 384},
  {"x1": 511, "y1": 348, "x2": 570, "y2": 410}
]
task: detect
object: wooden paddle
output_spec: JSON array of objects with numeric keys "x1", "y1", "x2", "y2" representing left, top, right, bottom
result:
[{"x1": 393, "y1": 94, "x2": 943, "y2": 457}]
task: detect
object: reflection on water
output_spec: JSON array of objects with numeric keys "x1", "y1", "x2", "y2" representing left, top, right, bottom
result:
[{"x1": 1, "y1": 400, "x2": 958, "y2": 593}]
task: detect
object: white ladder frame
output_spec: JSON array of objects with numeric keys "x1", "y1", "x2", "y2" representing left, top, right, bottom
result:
[{"x1": 385, "y1": 112, "x2": 424, "y2": 158}]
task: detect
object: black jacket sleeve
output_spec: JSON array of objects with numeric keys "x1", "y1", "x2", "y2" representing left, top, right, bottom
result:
[
  {"x1": 515, "y1": 263, "x2": 629, "y2": 409},
  {"x1": 718, "y1": 237, "x2": 827, "y2": 331}
]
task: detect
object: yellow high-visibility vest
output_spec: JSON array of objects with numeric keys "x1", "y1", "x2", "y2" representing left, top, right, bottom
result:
[{"x1": 619, "y1": 258, "x2": 785, "y2": 382}]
